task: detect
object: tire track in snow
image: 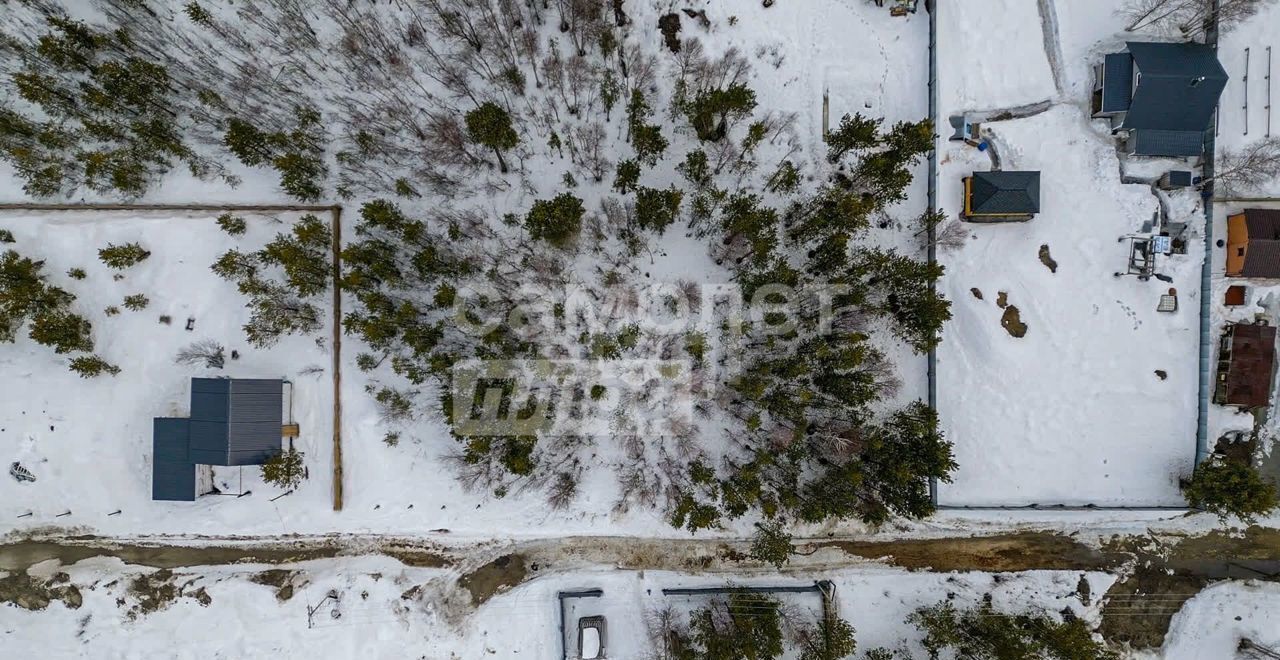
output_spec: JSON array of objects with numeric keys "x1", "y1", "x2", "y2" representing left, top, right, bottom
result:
[{"x1": 1036, "y1": 0, "x2": 1067, "y2": 99}]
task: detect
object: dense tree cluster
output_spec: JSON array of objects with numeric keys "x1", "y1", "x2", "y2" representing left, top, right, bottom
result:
[
  {"x1": 223, "y1": 105, "x2": 328, "y2": 201},
  {"x1": 0, "y1": 16, "x2": 219, "y2": 197},
  {"x1": 313, "y1": 2, "x2": 955, "y2": 532},
  {"x1": 212, "y1": 214, "x2": 331, "y2": 347},
  {"x1": 648, "y1": 592, "x2": 856, "y2": 660},
  {"x1": 906, "y1": 601, "x2": 1115, "y2": 660},
  {"x1": 0, "y1": 247, "x2": 112, "y2": 375}
]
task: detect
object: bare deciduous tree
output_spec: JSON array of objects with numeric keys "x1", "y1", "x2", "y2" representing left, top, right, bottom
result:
[
  {"x1": 1212, "y1": 137, "x2": 1280, "y2": 195},
  {"x1": 1120, "y1": 0, "x2": 1272, "y2": 37},
  {"x1": 566, "y1": 122, "x2": 611, "y2": 182},
  {"x1": 933, "y1": 219, "x2": 971, "y2": 251}
]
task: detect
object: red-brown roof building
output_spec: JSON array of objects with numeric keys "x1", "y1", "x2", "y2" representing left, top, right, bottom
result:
[{"x1": 1215, "y1": 323, "x2": 1277, "y2": 409}]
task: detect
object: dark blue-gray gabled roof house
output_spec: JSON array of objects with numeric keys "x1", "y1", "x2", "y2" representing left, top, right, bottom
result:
[
  {"x1": 151, "y1": 378, "x2": 284, "y2": 501},
  {"x1": 1091, "y1": 41, "x2": 1228, "y2": 157},
  {"x1": 962, "y1": 171, "x2": 1042, "y2": 222},
  {"x1": 189, "y1": 378, "x2": 285, "y2": 466}
]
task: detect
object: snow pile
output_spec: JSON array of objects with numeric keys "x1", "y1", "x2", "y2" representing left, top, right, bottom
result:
[{"x1": 1158, "y1": 580, "x2": 1280, "y2": 660}]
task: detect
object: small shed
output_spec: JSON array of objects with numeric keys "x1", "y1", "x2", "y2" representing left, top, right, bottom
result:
[
  {"x1": 961, "y1": 171, "x2": 1041, "y2": 222},
  {"x1": 1214, "y1": 323, "x2": 1278, "y2": 409},
  {"x1": 1225, "y1": 285, "x2": 1247, "y2": 306},
  {"x1": 1226, "y1": 209, "x2": 1280, "y2": 279}
]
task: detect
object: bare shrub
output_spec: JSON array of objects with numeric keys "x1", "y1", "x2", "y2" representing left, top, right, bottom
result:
[
  {"x1": 175, "y1": 340, "x2": 226, "y2": 369},
  {"x1": 546, "y1": 469, "x2": 579, "y2": 509}
]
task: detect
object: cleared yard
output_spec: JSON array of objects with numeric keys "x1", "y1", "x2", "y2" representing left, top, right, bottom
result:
[
  {"x1": 0, "y1": 211, "x2": 335, "y2": 532},
  {"x1": 936, "y1": 106, "x2": 1202, "y2": 506}
]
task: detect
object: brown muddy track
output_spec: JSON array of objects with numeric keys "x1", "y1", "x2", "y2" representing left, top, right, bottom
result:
[
  {"x1": 6, "y1": 528, "x2": 1280, "y2": 580},
  {"x1": 5, "y1": 528, "x2": 1280, "y2": 649},
  {"x1": 0, "y1": 537, "x2": 451, "y2": 573},
  {"x1": 0, "y1": 530, "x2": 1113, "y2": 575}
]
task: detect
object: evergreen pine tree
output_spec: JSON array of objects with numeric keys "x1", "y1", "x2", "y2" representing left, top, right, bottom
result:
[
  {"x1": 748, "y1": 519, "x2": 793, "y2": 568},
  {"x1": 69, "y1": 354, "x2": 120, "y2": 378},
  {"x1": 1182, "y1": 456, "x2": 1279, "y2": 523},
  {"x1": 826, "y1": 113, "x2": 882, "y2": 162},
  {"x1": 261, "y1": 447, "x2": 305, "y2": 489},
  {"x1": 685, "y1": 83, "x2": 757, "y2": 142},
  {"x1": 465, "y1": 102, "x2": 519, "y2": 174},
  {"x1": 633, "y1": 186, "x2": 683, "y2": 233},
  {"x1": 98, "y1": 242, "x2": 151, "y2": 269},
  {"x1": 525, "y1": 193, "x2": 585, "y2": 247},
  {"x1": 29, "y1": 309, "x2": 93, "y2": 354}
]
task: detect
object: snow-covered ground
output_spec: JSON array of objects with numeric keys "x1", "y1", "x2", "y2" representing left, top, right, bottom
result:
[
  {"x1": 0, "y1": 555, "x2": 1112, "y2": 659},
  {"x1": 936, "y1": 0, "x2": 1057, "y2": 110},
  {"x1": 1156, "y1": 580, "x2": 1280, "y2": 660},
  {"x1": 934, "y1": 0, "x2": 1205, "y2": 506},
  {"x1": 1217, "y1": 2, "x2": 1280, "y2": 198}
]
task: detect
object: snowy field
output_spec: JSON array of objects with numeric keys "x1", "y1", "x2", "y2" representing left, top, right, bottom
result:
[
  {"x1": 1155, "y1": 580, "x2": 1280, "y2": 660},
  {"x1": 934, "y1": 0, "x2": 1205, "y2": 506},
  {"x1": 0, "y1": 555, "x2": 1112, "y2": 659}
]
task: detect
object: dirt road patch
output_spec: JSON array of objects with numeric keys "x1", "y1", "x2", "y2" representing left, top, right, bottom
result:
[
  {"x1": 0, "y1": 571, "x2": 82, "y2": 611},
  {"x1": 1099, "y1": 565, "x2": 1208, "y2": 649},
  {"x1": 0, "y1": 538, "x2": 450, "y2": 573},
  {"x1": 251, "y1": 569, "x2": 304, "y2": 602},
  {"x1": 817, "y1": 532, "x2": 1119, "y2": 572},
  {"x1": 459, "y1": 553, "x2": 528, "y2": 606}
]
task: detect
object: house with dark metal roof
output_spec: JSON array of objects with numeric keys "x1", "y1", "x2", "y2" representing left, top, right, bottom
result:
[
  {"x1": 961, "y1": 171, "x2": 1041, "y2": 222},
  {"x1": 151, "y1": 378, "x2": 285, "y2": 502},
  {"x1": 1091, "y1": 41, "x2": 1228, "y2": 157},
  {"x1": 1214, "y1": 322, "x2": 1277, "y2": 409},
  {"x1": 1226, "y1": 209, "x2": 1280, "y2": 279}
]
